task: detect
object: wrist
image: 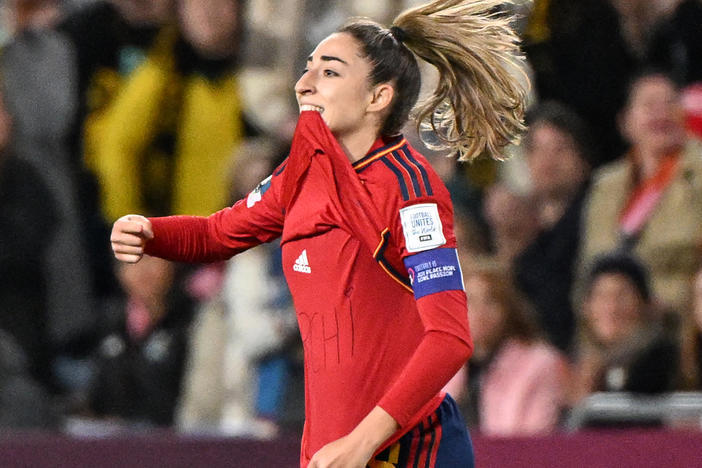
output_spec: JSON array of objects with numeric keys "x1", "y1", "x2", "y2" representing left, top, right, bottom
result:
[{"x1": 349, "y1": 406, "x2": 399, "y2": 456}]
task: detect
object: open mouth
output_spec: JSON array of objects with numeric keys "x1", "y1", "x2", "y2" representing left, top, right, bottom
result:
[{"x1": 299, "y1": 104, "x2": 324, "y2": 114}]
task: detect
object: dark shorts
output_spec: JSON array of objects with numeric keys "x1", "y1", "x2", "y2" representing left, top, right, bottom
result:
[{"x1": 369, "y1": 395, "x2": 474, "y2": 468}]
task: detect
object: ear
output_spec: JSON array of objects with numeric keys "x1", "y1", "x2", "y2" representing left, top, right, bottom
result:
[{"x1": 366, "y1": 83, "x2": 394, "y2": 114}]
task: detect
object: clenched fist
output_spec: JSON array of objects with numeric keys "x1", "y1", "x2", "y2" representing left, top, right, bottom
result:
[{"x1": 110, "y1": 214, "x2": 154, "y2": 263}]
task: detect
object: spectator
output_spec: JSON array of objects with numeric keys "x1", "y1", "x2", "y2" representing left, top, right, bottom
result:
[
  {"x1": 608, "y1": 0, "x2": 682, "y2": 59},
  {"x1": 513, "y1": 102, "x2": 594, "y2": 353},
  {"x1": 446, "y1": 262, "x2": 569, "y2": 437},
  {"x1": 578, "y1": 70, "x2": 702, "y2": 319},
  {"x1": 647, "y1": 0, "x2": 702, "y2": 142},
  {"x1": 60, "y1": 0, "x2": 252, "y2": 221},
  {"x1": 0, "y1": 86, "x2": 60, "y2": 392},
  {"x1": 88, "y1": 256, "x2": 195, "y2": 427},
  {"x1": 1, "y1": 0, "x2": 98, "y2": 376},
  {"x1": 570, "y1": 253, "x2": 679, "y2": 403},
  {"x1": 523, "y1": 0, "x2": 636, "y2": 164},
  {"x1": 647, "y1": 0, "x2": 702, "y2": 85}
]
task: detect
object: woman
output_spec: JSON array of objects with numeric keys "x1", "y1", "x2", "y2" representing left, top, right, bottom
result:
[
  {"x1": 89, "y1": 256, "x2": 195, "y2": 427},
  {"x1": 111, "y1": 1, "x2": 527, "y2": 466},
  {"x1": 513, "y1": 101, "x2": 594, "y2": 352},
  {"x1": 570, "y1": 253, "x2": 679, "y2": 403},
  {"x1": 578, "y1": 69, "x2": 702, "y2": 318},
  {"x1": 445, "y1": 263, "x2": 569, "y2": 436}
]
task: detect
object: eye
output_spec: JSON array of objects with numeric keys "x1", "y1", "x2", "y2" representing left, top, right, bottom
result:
[{"x1": 324, "y1": 69, "x2": 339, "y2": 77}]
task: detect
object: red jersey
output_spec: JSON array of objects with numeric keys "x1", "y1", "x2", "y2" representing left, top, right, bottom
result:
[{"x1": 145, "y1": 112, "x2": 472, "y2": 467}]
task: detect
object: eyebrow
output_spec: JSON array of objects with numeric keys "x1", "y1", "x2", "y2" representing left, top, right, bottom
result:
[{"x1": 306, "y1": 55, "x2": 348, "y2": 65}]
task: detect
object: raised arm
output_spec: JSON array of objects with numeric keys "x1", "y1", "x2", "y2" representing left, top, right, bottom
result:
[{"x1": 110, "y1": 161, "x2": 287, "y2": 264}]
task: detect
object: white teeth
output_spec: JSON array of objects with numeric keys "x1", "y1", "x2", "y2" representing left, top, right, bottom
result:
[{"x1": 300, "y1": 104, "x2": 324, "y2": 114}]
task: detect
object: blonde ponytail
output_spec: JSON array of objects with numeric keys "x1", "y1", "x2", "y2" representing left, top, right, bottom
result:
[{"x1": 393, "y1": 0, "x2": 528, "y2": 161}]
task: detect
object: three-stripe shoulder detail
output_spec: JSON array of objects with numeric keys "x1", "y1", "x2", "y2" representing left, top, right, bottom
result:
[{"x1": 378, "y1": 147, "x2": 434, "y2": 201}]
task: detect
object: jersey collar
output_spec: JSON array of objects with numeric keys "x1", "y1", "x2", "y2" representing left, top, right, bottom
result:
[{"x1": 352, "y1": 134, "x2": 406, "y2": 171}]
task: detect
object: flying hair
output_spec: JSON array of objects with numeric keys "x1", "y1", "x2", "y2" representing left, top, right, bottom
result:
[{"x1": 393, "y1": 0, "x2": 528, "y2": 161}]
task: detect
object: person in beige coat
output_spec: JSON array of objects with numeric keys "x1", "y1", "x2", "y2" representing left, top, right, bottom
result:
[{"x1": 578, "y1": 69, "x2": 702, "y2": 324}]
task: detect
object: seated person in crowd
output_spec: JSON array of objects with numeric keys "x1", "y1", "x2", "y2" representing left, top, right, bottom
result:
[
  {"x1": 570, "y1": 253, "x2": 679, "y2": 404},
  {"x1": 88, "y1": 256, "x2": 195, "y2": 427},
  {"x1": 0, "y1": 86, "x2": 61, "y2": 395},
  {"x1": 60, "y1": 0, "x2": 250, "y2": 222},
  {"x1": 0, "y1": 90, "x2": 58, "y2": 428},
  {"x1": 513, "y1": 101, "x2": 595, "y2": 353},
  {"x1": 445, "y1": 262, "x2": 569, "y2": 437},
  {"x1": 578, "y1": 69, "x2": 702, "y2": 318}
]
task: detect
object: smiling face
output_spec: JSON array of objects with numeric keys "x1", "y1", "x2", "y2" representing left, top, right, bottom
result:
[
  {"x1": 295, "y1": 32, "x2": 390, "y2": 145},
  {"x1": 584, "y1": 273, "x2": 644, "y2": 346},
  {"x1": 621, "y1": 74, "x2": 686, "y2": 157}
]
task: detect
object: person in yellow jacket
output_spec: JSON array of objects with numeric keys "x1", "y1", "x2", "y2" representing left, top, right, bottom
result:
[{"x1": 62, "y1": 0, "x2": 250, "y2": 221}]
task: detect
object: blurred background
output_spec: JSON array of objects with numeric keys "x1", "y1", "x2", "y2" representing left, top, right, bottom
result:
[{"x1": 1, "y1": 0, "x2": 702, "y2": 466}]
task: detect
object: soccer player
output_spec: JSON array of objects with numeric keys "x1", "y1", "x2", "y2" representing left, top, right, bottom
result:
[{"x1": 110, "y1": 1, "x2": 527, "y2": 466}]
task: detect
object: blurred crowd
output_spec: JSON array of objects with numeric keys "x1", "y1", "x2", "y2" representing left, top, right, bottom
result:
[{"x1": 1, "y1": 0, "x2": 702, "y2": 440}]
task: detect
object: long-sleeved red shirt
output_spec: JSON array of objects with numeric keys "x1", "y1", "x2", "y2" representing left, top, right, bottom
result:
[{"x1": 145, "y1": 112, "x2": 472, "y2": 466}]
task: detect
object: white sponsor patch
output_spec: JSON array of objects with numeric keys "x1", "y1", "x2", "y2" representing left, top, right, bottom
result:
[
  {"x1": 246, "y1": 175, "x2": 272, "y2": 208},
  {"x1": 246, "y1": 189, "x2": 262, "y2": 208},
  {"x1": 399, "y1": 203, "x2": 446, "y2": 253}
]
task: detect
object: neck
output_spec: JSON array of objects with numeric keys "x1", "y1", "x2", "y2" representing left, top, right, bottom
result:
[
  {"x1": 638, "y1": 147, "x2": 663, "y2": 180},
  {"x1": 637, "y1": 142, "x2": 682, "y2": 180},
  {"x1": 335, "y1": 125, "x2": 381, "y2": 163}
]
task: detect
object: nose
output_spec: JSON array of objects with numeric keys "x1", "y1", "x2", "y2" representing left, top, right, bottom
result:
[{"x1": 295, "y1": 70, "x2": 315, "y2": 97}]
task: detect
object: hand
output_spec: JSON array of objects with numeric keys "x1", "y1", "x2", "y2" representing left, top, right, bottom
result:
[
  {"x1": 308, "y1": 434, "x2": 375, "y2": 468},
  {"x1": 110, "y1": 214, "x2": 154, "y2": 263},
  {"x1": 309, "y1": 406, "x2": 399, "y2": 468}
]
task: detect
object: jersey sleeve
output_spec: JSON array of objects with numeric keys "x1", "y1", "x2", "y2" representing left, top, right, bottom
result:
[
  {"x1": 144, "y1": 161, "x2": 287, "y2": 263},
  {"x1": 382, "y1": 159, "x2": 465, "y2": 302},
  {"x1": 376, "y1": 156, "x2": 473, "y2": 427}
]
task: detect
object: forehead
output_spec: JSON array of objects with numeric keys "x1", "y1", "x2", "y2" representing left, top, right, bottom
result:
[
  {"x1": 629, "y1": 76, "x2": 677, "y2": 103},
  {"x1": 308, "y1": 32, "x2": 364, "y2": 64},
  {"x1": 530, "y1": 122, "x2": 571, "y2": 143},
  {"x1": 592, "y1": 273, "x2": 637, "y2": 293}
]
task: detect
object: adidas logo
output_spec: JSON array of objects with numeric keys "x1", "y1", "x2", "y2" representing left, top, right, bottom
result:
[{"x1": 293, "y1": 249, "x2": 311, "y2": 274}]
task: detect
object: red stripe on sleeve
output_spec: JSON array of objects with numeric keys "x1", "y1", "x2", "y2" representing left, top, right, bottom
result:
[
  {"x1": 428, "y1": 418, "x2": 443, "y2": 468},
  {"x1": 407, "y1": 426, "x2": 421, "y2": 467}
]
